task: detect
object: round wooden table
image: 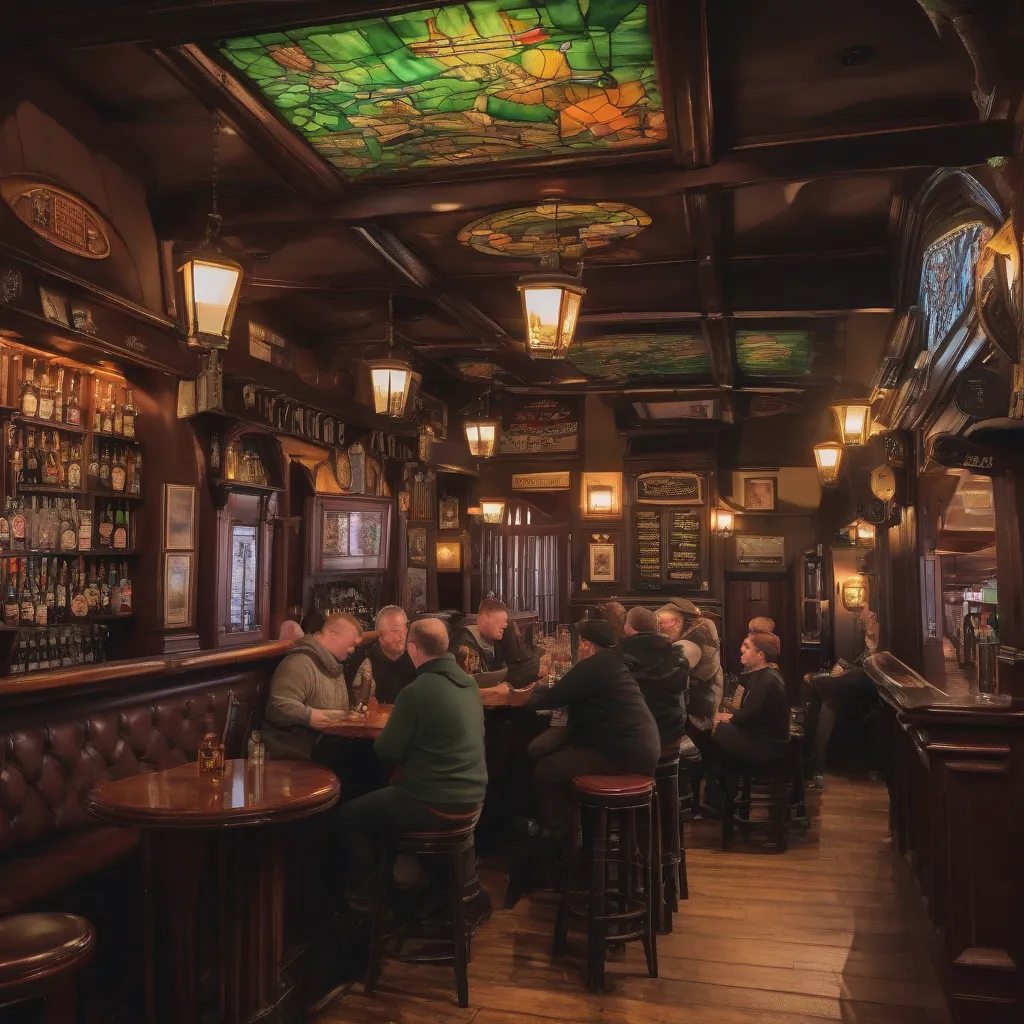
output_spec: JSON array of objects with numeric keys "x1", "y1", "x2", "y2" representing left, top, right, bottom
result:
[{"x1": 88, "y1": 759, "x2": 339, "y2": 1024}]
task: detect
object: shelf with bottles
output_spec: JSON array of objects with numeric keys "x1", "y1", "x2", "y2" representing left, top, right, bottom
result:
[
  {"x1": 10, "y1": 414, "x2": 88, "y2": 436},
  {"x1": 0, "y1": 614, "x2": 132, "y2": 632},
  {"x1": 0, "y1": 497, "x2": 138, "y2": 557},
  {"x1": 16, "y1": 485, "x2": 89, "y2": 497},
  {"x1": 85, "y1": 442, "x2": 143, "y2": 498},
  {"x1": 3, "y1": 623, "x2": 114, "y2": 675}
]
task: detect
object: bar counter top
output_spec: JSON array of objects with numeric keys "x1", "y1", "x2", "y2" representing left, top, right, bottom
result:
[{"x1": 864, "y1": 650, "x2": 1024, "y2": 724}]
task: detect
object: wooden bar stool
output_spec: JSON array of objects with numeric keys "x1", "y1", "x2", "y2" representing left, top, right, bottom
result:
[
  {"x1": 721, "y1": 756, "x2": 790, "y2": 852},
  {"x1": 0, "y1": 913, "x2": 95, "y2": 1023},
  {"x1": 553, "y1": 775, "x2": 657, "y2": 993},
  {"x1": 654, "y1": 747, "x2": 686, "y2": 933},
  {"x1": 365, "y1": 819, "x2": 478, "y2": 1008}
]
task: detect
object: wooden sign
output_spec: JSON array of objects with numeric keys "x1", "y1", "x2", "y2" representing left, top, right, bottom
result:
[
  {"x1": 666, "y1": 509, "x2": 701, "y2": 581},
  {"x1": 870, "y1": 465, "x2": 897, "y2": 502},
  {"x1": 2, "y1": 178, "x2": 111, "y2": 259},
  {"x1": 736, "y1": 535, "x2": 785, "y2": 566},
  {"x1": 954, "y1": 368, "x2": 1008, "y2": 420},
  {"x1": 928, "y1": 433, "x2": 999, "y2": 474},
  {"x1": 634, "y1": 472, "x2": 702, "y2": 505},
  {"x1": 633, "y1": 508, "x2": 662, "y2": 588},
  {"x1": 512, "y1": 471, "x2": 570, "y2": 491}
]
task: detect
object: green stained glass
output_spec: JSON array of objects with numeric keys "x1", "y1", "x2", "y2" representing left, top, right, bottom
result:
[
  {"x1": 568, "y1": 334, "x2": 712, "y2": 381},
  {"x1": 219, "y1": 0, "x2": 666, "y2": 180},
  {"x1": 736, "y1": 331, "x2": 815, "y2": 377}
]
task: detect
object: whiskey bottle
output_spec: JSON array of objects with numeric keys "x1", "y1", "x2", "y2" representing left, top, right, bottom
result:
[
  {"x1": 37, "y1": 364, "x2": 55, "y2": 421},
  {"x1": 65, "y1": 372, "x2": 82, "y2": 426},
  {"x1": 122, "y1": 389, "x2": 137, "y2": 438},
  {"x1": 87, "y1": 443, "x2": 99, "y2": 486},
  {"x1": 55, "y1": 560, "x2": 68, "y2": 621},
  {"x1": 92, "y1": 377, "x2": 103, "y2": 433},
  {"x1": 27, "y1": 635, "x2": 39, "y2": 673},
  {"x1": 119, "y1": 561, "x2": 132, "y2": 611},
  {"x1": 99, "y1": 446, "x2": 111, "y2": 488},
  {"x1": 42, "y1": 433, "x2": 60, "y2": 486},
  {"x1": 19, "y1": 560, "x2": 33, "y2": 626},
  {"x1": 10, "y1": 500, "x2": 26, "y2": 553},
  {"x1": 44, "y1": 557, "x2": 55, "y2": 619},
  {"x1": 108, "y1": 561, "x2": 121, "y2": 615},
  {"x1": 112, "y1": 506, "x2": 128, "y2": 551},
  {"x1": 129, "y1": 450, "x2": 142, "y2": 495},
  {"x1": 76, "y1": 508, "x2": 92, "y2": 552},
  {"x1": 101, "y1": 384, "x2": 114, "y2": 435},
  {"x1": 34, "y1": 559, "x2": 47, "y2": 627},
  {"x1": 20, "y1": 358, "x2": 38, "y2": 418},
  {"x1": 4, "y1": 563, "x2": 18, "y2": 626},
  {"x1": 10, "y1": 425, "x2": 23, "y2": 484},
  {"x1": 98, "y1": 503, "x2": 114, "y2": 548},
  {"x1": 99, "y1": 560, "x2": 110, "y2": 613},
  {"x1": 59, "y1": 503, "x2": 76, "y2": 553},
  {"x1": 24, "y1": 428, "x2": 39, "y2": 485},
  {"x1": 85, "y1": 562, "x2": 100, "y2": 613},
  {"x1": 53, "y1": 368, "x2": 65, "y2": 424},
  {"x1": 111, "y1": 448, "x2": 126, "y2": 493},
  {"x1": 0, "y1": 501, "x2": 10, "y2": 553},
  {"x1": 112, "y1": 386, "x2": 123, "y2": 435},
  {"x1": 198, "y1": 713, "x2": 225, "y2": 774},
  {"x1": 65, "y1": 444, "x2": 82, "y2": 491},
  {"x1": 47, "y1": 629, "x2": 58, "y2": 669},
  {"x1": 70, "y1": 560, "x2": 89, "y2": 619}
]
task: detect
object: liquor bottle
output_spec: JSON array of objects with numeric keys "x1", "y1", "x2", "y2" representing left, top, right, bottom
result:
[
  {"x1": 119, "y1": 561, "x2": 132, "y2": 611},
  {"x1": 111, "y1": 448, "x2": 126, "y2": 493},
  {"x1": 99, "y1": 446, "x2": 111, "y2": 488},
  {"x1": 65, "y1": 372, "x2": 82, "y2": 426},
  {"x1": 112, "y1": 506, "x2": 128, "y2": 551},
  {"x1": 59, "y1": 503, "x2": 76, "y2": 553},
  {"x1": 37, "y1": 364, "x2": 55, "y2": 421},
  {"x1": 129, "y1": 450, "x2": 141, "y2": 495},
  {"x1": 55, "y1": 559, "x2": 68, "y2": 621},
  {"x1": 24, "y1": 428, "x2": 39, "y2": 486},
  {"x1": 11, "y1": 425, "x2": 23, "y2": 484},
  {"x1": 82, "y1": 626, "x2": 94, "y2": 664},
  {"x1": 85, "y1": 561, "x2": 100, "y2": 613},
  {"x1": 3, "y1": 562, "x2": 16, "y2": 626},
  {"x1": 87, "y1": 442, "x2": 99, "y2": 486},
  {"x1": 27, "y1": 635, "x2": 39, "y2": 673},
  {"x1": 70, "y1": 559, "x2": 89, "y2": 619},
  {"x1": 65, "y1": 444, "x2": 82, "y2": 491},
  {"x1": 10, "y1": 499, "x2": 26, "y2": 553},
  {"x1": 198, "y1": 713, "x2": 225, "y2": 774},
  {"x1": 34, "y1": 559, "x2": 47, "y2": 627},
  {"x1": 14, "y1": 634, "x2": 29, "y2": 674},
  {"x1": 19, "y1": 560, "x2": 33, "y2": 626},
  {"x1": 108, "y1": 561, "x2": 121, "y2": 615},
  {"x1": 58, "y1": 438, "x2": 70, "y2": 486},
  {"x1": 47, "y1": 628, "x2": 58, "y2": 669},
  {"x1": 101, "y1": 384, "x2": 114, "y2": 435},
  {"x1": 53, "y1": 368, "x2": 65, "y2": 424},
  {"x1": 92, "y1": 377, "x2": 103, "y2": 433},
  {"x1": 43, "y1": 556, "x2": 55, "y2": 617},
  {"x1": 37, "y1": 630, "x2": 49, "y2": 671},
  {"x1": 98, "y1": 503, "x2": 114, "y2": 548},
  {"x1": 42, "y1": 433, "x2": 59, "y2": 486},
  {"x1": 99, "y1": 560, "x2": 110, "y2": 613},
  {"x1": 60, "y1": 629, "x2": 72, "y2": 668},
  {"x1": 0, "y1": 501, "x2": 10, "y2": 553},
  {"x1": 20, "y1": 358, "x2": 38, "y2": 418},
  {"x1": 77, "y1": 508, "x2": 92, "y2": 552},
  {"x1": 122, "y1": 389, "x2": 137, "y2": 438},
  {"x1": 113, "y1": 386, "x2": 123, "y2": 435}
]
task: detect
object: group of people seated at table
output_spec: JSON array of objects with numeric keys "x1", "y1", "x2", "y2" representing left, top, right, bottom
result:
[{"x1": 261, "y1": 597, "x2": 792, "y2": 913}]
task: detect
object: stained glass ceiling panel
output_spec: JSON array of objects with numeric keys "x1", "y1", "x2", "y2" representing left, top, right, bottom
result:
[
  {"x1": 219, "y1": 1, "x2": 666, "y2": 180},
  {"x1": 569, "y1": 333, "x2": 711, "y2": 381}
]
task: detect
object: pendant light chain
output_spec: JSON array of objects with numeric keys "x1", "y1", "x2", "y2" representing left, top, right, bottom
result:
[{"x1": 208, "y1": 76, "x2": 224, "y2": 241}]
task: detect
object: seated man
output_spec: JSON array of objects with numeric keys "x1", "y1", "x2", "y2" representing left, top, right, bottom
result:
[
  {"x1": 526, "y1": 619, "x2": 660, "y2": 839},
  {"x1": 712, "y1": 632, "x2": 790, "y2": 772},
  {"x1": 621, "y1": 606, "x2": 690, "y2": 749},
  {"x1": 262, "y1": 613, "x2": 361, "y2": 763},
  {"x1": 452, "y1": 598, "x2": 540, "y2": 689},
  {"x1": 351, "y1": 605, "x2": 416, "y2": 705},
  {"x1": 595, "y1": 600, "x2": 627, "y2": 640},
  {"x1": 657, "y1": 600, "x2": 723, "y2": 738},
  {"x1": 339, "y1": 617, "x2": 487, "y2": 906}
]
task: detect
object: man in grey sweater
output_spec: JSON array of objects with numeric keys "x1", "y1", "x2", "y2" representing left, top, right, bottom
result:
[{"x1": 263, "y1": 612, "x2": 361, "y2": 762}]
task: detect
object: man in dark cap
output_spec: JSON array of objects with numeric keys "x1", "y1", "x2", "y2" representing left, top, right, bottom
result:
[{"x1": 526, "y1": 619, "x2": 660, "y2": 839}]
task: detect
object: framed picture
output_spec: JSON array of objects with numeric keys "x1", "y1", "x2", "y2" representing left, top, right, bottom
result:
[
  {"x1": 736, "y1": 534, "x2": 786, "y2": 566},
  {"x1": 588, "y1": 540, "x2": 618, "y2": 583},
  {"x1": 438, "y1": 496, "x2": 459, "y2": 530},
  {"x1": 407, "y1": 526, "x2": 427, "y2": 567},
  {"x1": 309, "y1": 496, "x2": 392, "y2": 573},
  {"x1": 39, "y1": 286, "x2": 70, "y2": 326},
  {"x1": 743, "y1": 476, "x2": 777, "y2": 511},
  {"x1": 164, "y1": 484, "x2": 196, "y2": 550},
  {"x1": 436, "y1": 539, "x2": 462, "y2": 572},
  {"x1": 405, "y1": 567, "x2": 427, "y2": 614},
  {"x1": 163, "y1": 553, "x2": 193, "y2": 627}
]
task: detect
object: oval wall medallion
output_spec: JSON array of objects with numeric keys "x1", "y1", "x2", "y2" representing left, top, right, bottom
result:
[{"x1": 1, "y1": 176, "x2": 111, "y2": 259}]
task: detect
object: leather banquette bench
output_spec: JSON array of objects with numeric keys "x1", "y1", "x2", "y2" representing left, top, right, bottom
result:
[{"x1": 0, "y1": 643, "x2": 286, "y2": 1013}]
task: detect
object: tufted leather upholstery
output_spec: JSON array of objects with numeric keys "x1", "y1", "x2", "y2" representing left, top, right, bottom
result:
[{"x1": 0, "y1": 673, "x2": 266, "y2": 907}]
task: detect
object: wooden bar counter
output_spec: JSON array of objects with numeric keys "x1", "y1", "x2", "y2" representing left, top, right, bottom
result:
[{"x1": 865, "y1": 651, "x2": 1024, "y2": 1024}]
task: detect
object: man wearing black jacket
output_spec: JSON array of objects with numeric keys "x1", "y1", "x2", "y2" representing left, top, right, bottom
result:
[
  {"x1": 451, "y1": 598, "x2": 541, "y2": 689},
  {"x1": 712, "y1": 631, "x2": 790, "y2": 770},
  {"x1": 621, "y1": 606, "x2": 689, "y2": 749},
  {"x1": 527, "y1": 619, "x2": 660, "y2": 838}
]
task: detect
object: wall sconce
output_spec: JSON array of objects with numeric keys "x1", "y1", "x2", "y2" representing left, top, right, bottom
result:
[
  {"x1": 856, "y1": 520, "x2": 876, "y2": 544},
  {"x1": 841, "y1": 575, "x2": 869, "y2": 612},
  {"x1": 831, "y1": 400, "x2": 872, "y2": 447},
  {"x1": 464, "y1": 416, "x2": 500, "y2": 458},
  {"x1": 813, "y1": 441, "x2": 844, "y2": 486},
  {"x1": 480, "y1": 499, "x2": 506, "y2": 524},
  {"x1": 711, "y1": 507, "x2": 735, "y2": 538},
  {"x1": 586, "y1": 484, "x2": 614, "y2": 515}
]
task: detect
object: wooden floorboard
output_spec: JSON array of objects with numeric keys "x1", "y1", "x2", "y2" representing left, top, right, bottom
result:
[{"x1": 315, "y1": 775, "x2": 952, "y2": 1024}]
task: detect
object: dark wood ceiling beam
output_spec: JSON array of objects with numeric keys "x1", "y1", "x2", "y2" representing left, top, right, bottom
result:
[
  {"x1": 150, "y1": 121, "x2": 1015, "y2": 234},
  {"x1": 151, "y1": 44, "x2": 346, "y2": 201}
]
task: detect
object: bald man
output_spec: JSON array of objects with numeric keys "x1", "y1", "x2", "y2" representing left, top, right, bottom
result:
[{"x1": 338, "y1": 617, "x2": 487, "y2": 908}]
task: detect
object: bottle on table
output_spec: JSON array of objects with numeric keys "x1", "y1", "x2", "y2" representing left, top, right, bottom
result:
[{"x1": 198, "y1": 713, "x2": 226, "y2": 775}]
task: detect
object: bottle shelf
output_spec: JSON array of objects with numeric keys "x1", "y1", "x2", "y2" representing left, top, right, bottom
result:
[
  {"x1": 92, "y1": 430, "x2": 142, "y2": 447},
  {"x1": 0, "y1": 549, "x2": 138, "y2": 558},
  {"x1": 89, "y1": 490, "x2": 143, "y2": 501},
  {"x1": 10, "y1": 414, "x2": 88, "y2": 436},
  {"x1": 0, "y1": 614, "x2": 133, "y2": 632},
  {"x1": 15, "y1": 485, "x2": 89, "y2": 497}
]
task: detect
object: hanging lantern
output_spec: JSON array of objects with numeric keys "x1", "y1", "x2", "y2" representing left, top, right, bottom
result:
[
  {"x1": 480, "y1": 499, "x2": 506, "y2": 524},
  {"x1": 177, "y1": 248, "x2": 244, "y2": 350},
  {"x1": 711, "y1": 507, "x2": 735, "y2": 538},
  {"x1": 856, "y1": 520, "x2": 876, "y2": 544},
  {"x1": 367, "y1": 358, "x2": 420, "y2": 419},
  {"x1": 586, "y1": 484, "x2": 615, "y2": 515},
  {"x1": 813, "y1": 441, "x2": 844, "y2": 486},
  {"x1": 464, "y1": 416, "x2": 500, "y2": 458},
  {"x1": 516, "y1": 265, "x2": 586, "y2": 359},
  {"x1": 831, "y1": 400, "x2": 872, "y2": 447}
]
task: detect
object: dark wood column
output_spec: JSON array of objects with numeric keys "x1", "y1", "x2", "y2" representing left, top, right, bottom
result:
[{"x1": 992, "y1": 471, "x2": 1024, "y2": 697}]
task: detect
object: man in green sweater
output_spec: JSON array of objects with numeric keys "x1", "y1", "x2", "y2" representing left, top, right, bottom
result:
[{"x1": 339, "y1": 617, "x2": 487, "y2": 907}]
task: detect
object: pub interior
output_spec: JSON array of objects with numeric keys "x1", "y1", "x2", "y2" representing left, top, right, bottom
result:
[{"x1": 1, "y1": 3, "x2": 1023, "y2": 1024}]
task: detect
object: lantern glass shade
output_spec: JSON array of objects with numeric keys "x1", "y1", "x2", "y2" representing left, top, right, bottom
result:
[
  {"x1": 832, "y1": 401, "x2": 872, "y2": 446},
  {"x1": 856, "y1": 520, "x2": 876, "y2": 543},
  {"x1": 587, "y1": 484, "x2": 614, "y2": 514},
  {"x1": 841, "y1": 575, "x2": 869, "y2": 612},
  {"x1": 368, "y1": 359, "x2": 420, "y2": 419},
  {"x1": 177, "y1": 250, "x2": 244, "y2": 349},
  {"x1": 813, "y1": 441, "x2": 844, "y2": 486},
  {"x1": 516, "y1": 272, "x2": 586, "y2": 359},
  {"x1": 464, "y1": 417, "x2": 500, "y2": 458},
  {"x1": 711, "y1": 508, "x2": 735, "y2": 537},
  {"x1": 480, "y1": 499, "x2": 506, "y2": 525}
]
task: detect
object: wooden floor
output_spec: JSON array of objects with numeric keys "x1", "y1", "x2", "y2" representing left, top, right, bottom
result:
[{"x1": 316, "y1": 775, "x2": 952, "y2": 1024}]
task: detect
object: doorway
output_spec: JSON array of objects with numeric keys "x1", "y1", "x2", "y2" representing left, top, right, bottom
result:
[{"x1": 725, "y1": 572, "x2": 798, "y2": 698}]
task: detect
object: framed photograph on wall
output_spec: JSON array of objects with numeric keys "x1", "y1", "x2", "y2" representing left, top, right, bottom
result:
[
  {"x1": 436, "y1": 539, "x2": 462, "y2": 572},
  {"x1": 164, "y1": 484, "x2": 196, "y2": 550},
  {"x1": 743, "y1": 476, "x2": 777, "y2": 511},
  {"x1": 308, "y1": 496, "x2": 392, "y2": 573},
  {"x1": 407, "y1": 526, "x2": 427, "y2": 567},
  {"x1": 163, "y1": 552, "x2": 193, "y2": 627},
  {"x1": 438, "y1": 495, "x2": 459, "y2": 530},
  {"x1": 587, "y1": 534, "x2": 619, "y2": 583}
]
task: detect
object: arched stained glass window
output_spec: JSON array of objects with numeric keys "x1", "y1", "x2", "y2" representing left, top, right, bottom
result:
[{"x1": 918, "y1": 222, "x2": 986, "y2": 351}]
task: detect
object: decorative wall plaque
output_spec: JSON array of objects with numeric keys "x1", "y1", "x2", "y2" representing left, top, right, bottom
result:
[
  {"x1": 953, "y1": 367, "x2": 1009, "y2": 420},
  {"x1": 634, "y1": 472, "x2": 702, "y2": 505},
  {"x1": 870, "y1": 465, "x2": 897, "y2": 502},
  {"x1": 857, "y1": 498, "x2": 887, "y2": 525},
  {"x1": 2, "y1": 179, "x2": 111, "y2": 259},
  {"x1": 736, "y1": 535, "x2": 785, "y2": 566},
  {"x1": 927, "y1": 433, "x2": 997, "y2": 473},
  {"x1": 512, "y1": 471, "x2": 571, "y2": 491}
]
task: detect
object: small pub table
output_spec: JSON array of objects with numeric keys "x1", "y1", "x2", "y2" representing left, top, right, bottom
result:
[{"x1": 88, "y1": 759, "x2": 340, "y2": 1024}]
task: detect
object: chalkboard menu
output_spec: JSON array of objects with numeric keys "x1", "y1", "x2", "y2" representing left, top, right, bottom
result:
[
  {"x1": 634, "y1": 509, "x2": 662, "y2": 587},
  {"x1": 631, "y1": 504, "x2": 708, "y2": 591},
  {"x1": 635, "y1": 472, "x2": 702, "y2": 504},
  {"x1": 667, "y1": 510, "x2": 701, "y2": 582}
]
